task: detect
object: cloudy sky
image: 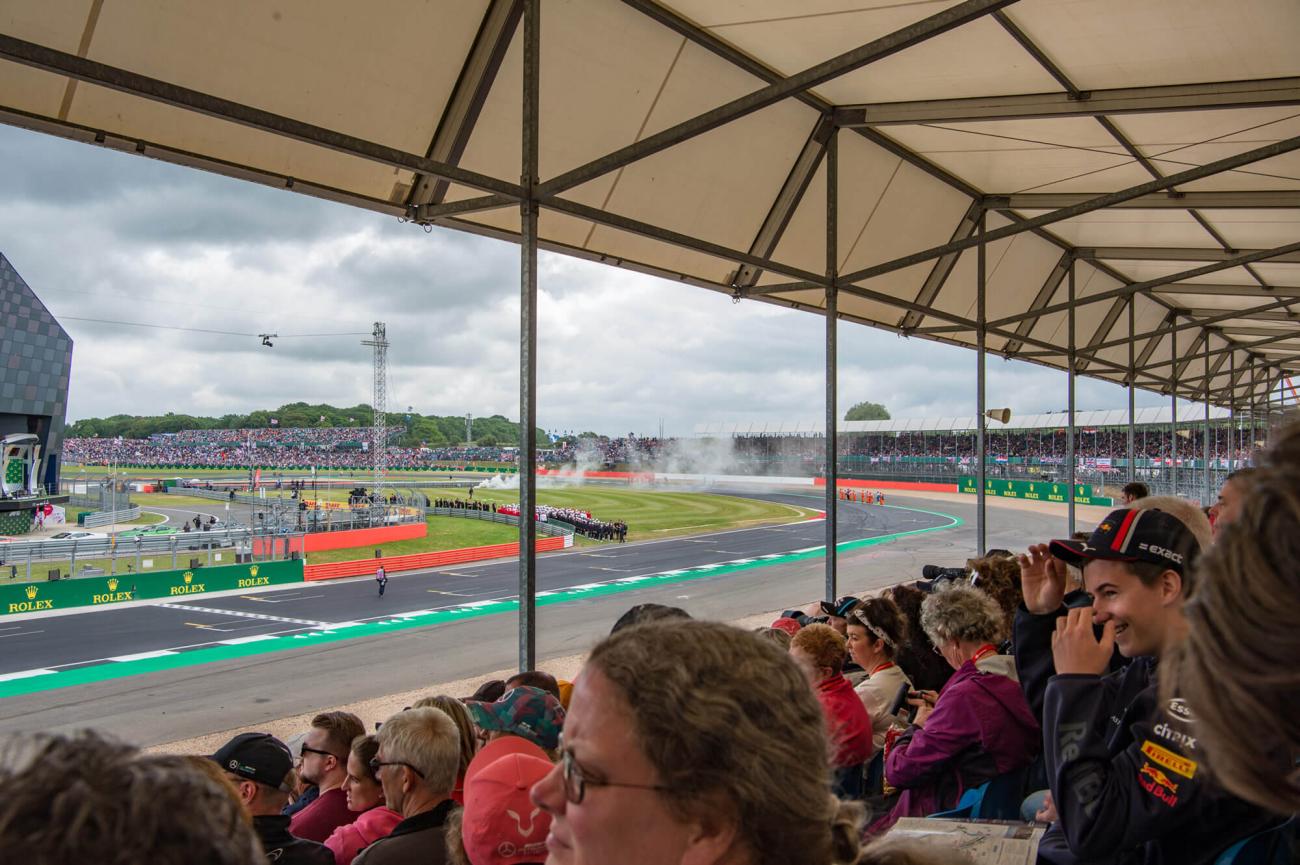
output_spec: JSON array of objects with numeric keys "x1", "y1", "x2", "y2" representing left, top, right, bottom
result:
[{"x1": 1, "y1": 123, "x2": 1175, "y2": 437}]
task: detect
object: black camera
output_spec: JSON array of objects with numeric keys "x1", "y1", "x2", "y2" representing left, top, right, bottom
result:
[{"x1": 921, "y1": 564, "x2": 967, "y2": 581}]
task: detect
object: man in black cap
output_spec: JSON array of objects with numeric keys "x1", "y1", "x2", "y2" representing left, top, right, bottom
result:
[
  {"x1": 212, "y1": 732, "x2": 334, "y2": 865},
  {"x1": 1014, "y1": 507, "x2": 1280, "y2": 865}
]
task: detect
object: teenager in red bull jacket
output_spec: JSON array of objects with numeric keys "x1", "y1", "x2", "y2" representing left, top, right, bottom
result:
[{"x1": 1015, "y1": 506, "x2": 1281, "y2": 864}]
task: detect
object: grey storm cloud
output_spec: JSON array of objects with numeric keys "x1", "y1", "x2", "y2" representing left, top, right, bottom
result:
[{"x1": 0, "y1": 123, "x2": 1173, "y2": 436}]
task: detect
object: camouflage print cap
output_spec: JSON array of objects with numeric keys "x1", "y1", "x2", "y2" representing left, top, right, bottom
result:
[{"x1": 465, "y1": 685, "x2": 566, "y2": 751}]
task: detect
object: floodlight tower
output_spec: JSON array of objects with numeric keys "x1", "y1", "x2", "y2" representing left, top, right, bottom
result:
[{"x1": 362, "y1": 322, "x2": 389, "y2": 494}]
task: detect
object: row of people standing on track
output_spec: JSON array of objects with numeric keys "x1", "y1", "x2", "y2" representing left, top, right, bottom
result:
[{"x1": 839, "y1": 487, "x2": 886, "y2": 504}]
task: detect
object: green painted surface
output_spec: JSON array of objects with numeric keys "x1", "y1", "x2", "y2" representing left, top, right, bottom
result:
[
  {"x1": 0, "y1": 505, "x2": 959, "y2": 698},
  {"x1": 0, "y1": 559, "x2": 303, "y2": 616},
  {"x1": 957, "y1": 476, "x2": 1113, "y2": 507}
]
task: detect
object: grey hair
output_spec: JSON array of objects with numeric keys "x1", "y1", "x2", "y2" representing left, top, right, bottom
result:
[
  {"x1": 0, "y1": 730, "x2": 262, "y2": 865},
  {"x1": 920, "y1": 583, "x2": 1005, "y2": 646},
  {"x1": 376, "y1": 707, "x2": 460, "y2": 794}
]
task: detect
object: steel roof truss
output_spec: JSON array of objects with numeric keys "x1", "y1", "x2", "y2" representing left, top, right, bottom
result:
[
  {"x1": 536, "y1": 0, "x2": 1018, "y2": 197},
  {"x1": 408, "y1": 0, "x2": 524, "y2": 208},
  {"x1": 1079, "y1": 247, "x2": 1300, "y2": 263},
  {"x1": 733, "y1": 115, "x2": 834, "y2": 287},
  {"x1": 899, "y1": 201, "x2": 982, "y2": 330},
  {"x1": 1003, "y1": 251, "x2": 1071, "y2": 355}
]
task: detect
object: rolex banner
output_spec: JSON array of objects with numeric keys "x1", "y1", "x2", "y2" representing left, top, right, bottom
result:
[
  {"x1": 957, "y1": 476, "x2": 1114, "y2": 508},
  {"x1": 1, "y1": 559, "x2": 304, "y2": 616}
]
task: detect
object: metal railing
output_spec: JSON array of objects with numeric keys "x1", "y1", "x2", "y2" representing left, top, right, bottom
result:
[
  {"x1": 0, "y1": 527, "x2": 304, "y2": 583},
  {"x1": 80, "y1": 506, "x2": 142, "y2": 527}
]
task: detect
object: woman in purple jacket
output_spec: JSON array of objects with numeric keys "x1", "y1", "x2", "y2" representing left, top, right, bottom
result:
[{"x1": 869, "y1": 584, "x2": 1039, "y2": 835}]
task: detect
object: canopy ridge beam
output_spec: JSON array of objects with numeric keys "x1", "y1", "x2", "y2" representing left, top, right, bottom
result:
[
  {"x1": 407, "y1": 0, "x2": 523, "y2": 210},
  {"x1": 731, "y1": 114, "x2": 835, "y2": 288},
  {"x1": 897, "y1": 201, "x2": 982, "y2": 330},
  {"x1": 1002, "y1": 251, "x2": 1071, "y2": 355},
  {"x1": 537, "y1": 0, "x2": 1018, "y2": 197},
  {"x1": 1077, "y1": 246, "x2": 1300, "y2": 263},
  {"x1": 0, "y1": 33, "x2": 525, "y2": 201},
  {"x1": 1152, "y1": 283, "x2": 1300, "y2": 298},
  {"x1": 834, "y1": 76, "x2": 1300, "y2": 126},
  {"x1": 985, "y1": 191, "x2": 1300, "y2": 210}
]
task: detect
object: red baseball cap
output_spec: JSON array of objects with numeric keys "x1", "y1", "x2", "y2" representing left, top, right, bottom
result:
[
  {"x1": 770, "y1": 617, "x2": 802, "y2": 637},
  {"x1": 462, "y1": 736, "x2": 554, "y2": 865}
]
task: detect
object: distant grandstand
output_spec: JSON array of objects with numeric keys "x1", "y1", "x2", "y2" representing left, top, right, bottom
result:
[{"x1": 706, "y1": 405, "x2": 1265, "y2": 499}]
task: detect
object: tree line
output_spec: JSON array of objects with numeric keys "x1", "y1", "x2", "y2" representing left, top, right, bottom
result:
[{"x1": 67, "y1": 403, "x2": 549, "y2": 448}]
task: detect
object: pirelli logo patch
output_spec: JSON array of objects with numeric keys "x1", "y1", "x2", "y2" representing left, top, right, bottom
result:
[{"x1": 1141, "y1": 740, "x2": 1197, "y2": 779}]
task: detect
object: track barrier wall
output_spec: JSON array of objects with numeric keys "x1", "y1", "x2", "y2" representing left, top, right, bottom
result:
[
  {"x1": 300, "y1": 522, "x2": 426, "y2": 553},
  {"x1": 303, "y1": 535, "x2": 568, "y2": 581},
  {"x1": 0, "y1": 559, "x2": 304, "y2": 616}
]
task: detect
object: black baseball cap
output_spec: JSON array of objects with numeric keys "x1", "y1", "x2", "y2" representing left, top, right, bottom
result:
[
  {"x1": 211, "y1": 732, "x2": 293, "y2": 788},
  {"x1": 819, "y1": 596, "x2": 861, "y2": 618},
  {"x1": 1049, "y1": 507, "x2": 1200, "y2": 576}
]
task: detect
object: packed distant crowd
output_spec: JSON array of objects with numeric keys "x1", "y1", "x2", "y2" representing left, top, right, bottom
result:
[
  {"x1": 65, "y1": 424, "x2": 1258, "y2": 474},
  {"x1": 3, "y1": 421, "x2": 1298, "y2": 863},
  {"x1": 737, "y1": 425, "x2": 1257, "y2": 467}
]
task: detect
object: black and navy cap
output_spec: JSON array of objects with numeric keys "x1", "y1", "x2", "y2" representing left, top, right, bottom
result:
[
  {"x1": 819, "y1": 595, "x2": 862, "y2": 618},
  {"x1": 1049, "y1": 507, "x2": 1200, "y2": 575},
  {"x1": 211, "y1": 732, "x2": 292, "y2": 789}
]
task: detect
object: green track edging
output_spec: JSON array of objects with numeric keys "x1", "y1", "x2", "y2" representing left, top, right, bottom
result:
[{"x1": 0, "y1": 505, "x2": 960, "y2": 699}]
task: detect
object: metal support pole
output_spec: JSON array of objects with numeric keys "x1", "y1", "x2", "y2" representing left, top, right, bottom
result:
[
  {"x1": 1067, "y1": 258, "x2": 1077, "y2": 535},
  {"x1": 1249, "y1": 361, "x2": 1257, "y2": 460},
  {"x1": 976, "y1": 212, "x2": 987, "y2": 555},
  {"x1": 1228, "y1": 350, "x2": 1236, "y2": 469},
  {"x1": 517, "y1": 0, "x2": 539, "y2": 672},
  {"x1": 1170, "y1": 322, "x2": 1179, "y2": 497},
  {"x1": 1203, "y1": 373, "x2": 1212, "y2": 505},
  {"x1": 824, "y1": 125, "x2": 838, "y2": 603},
  {"x1": 1127, "y1": 299, "x2": 1136, "y2": 484}
]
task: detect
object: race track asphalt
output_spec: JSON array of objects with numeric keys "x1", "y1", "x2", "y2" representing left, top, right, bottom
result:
[{"x1": 0, "y1": 489, "x2": 1071, "y2": 744}]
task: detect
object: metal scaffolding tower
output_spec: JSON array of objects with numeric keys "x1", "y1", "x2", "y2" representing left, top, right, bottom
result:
[{"x1": 363, "y1": 322, "x2": 389, "y2": 493}]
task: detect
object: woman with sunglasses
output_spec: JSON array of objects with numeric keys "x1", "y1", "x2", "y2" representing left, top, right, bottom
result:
[
  {"x1": 528, "y1": 618, "x2": 867, "y2": 865},
  {"x1": 324, "y1": 734, "x2": 402, "y2": 865}
]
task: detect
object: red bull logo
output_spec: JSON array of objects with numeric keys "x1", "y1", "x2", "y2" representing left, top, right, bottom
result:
[{"x1": 1139, "y1": 763, "x2": 1179, "y2": 807}]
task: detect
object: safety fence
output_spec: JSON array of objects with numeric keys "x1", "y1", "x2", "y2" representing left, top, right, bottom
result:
[
  {"x1": 80, "y1": 506, "x2": 142, "y2": 527},
  {"x1": 1, "y1": 559, "x2": 303, "y2": 616},
  {"x1": 303, "y1": 534, "x2": 569, "y2": 581}
]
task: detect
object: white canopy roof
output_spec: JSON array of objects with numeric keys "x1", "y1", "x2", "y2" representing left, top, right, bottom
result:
[{"x1": 1, "y1": 0, "x2": 1297, "y2": 410}]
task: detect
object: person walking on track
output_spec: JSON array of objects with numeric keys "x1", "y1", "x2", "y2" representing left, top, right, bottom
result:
[{"x1": 375, "y1": 564, "x2": 387, "y2": 598}]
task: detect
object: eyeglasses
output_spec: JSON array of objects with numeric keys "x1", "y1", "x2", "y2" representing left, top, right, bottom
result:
[
  {"x1": 300, "y1": 744, "x2": 341, "y2": 761},
  {"x1": 368, "y1": 757, "x2": 425, "y2": 779},
  {"x1": 559, "y1": 746, "x2": 669, "y2": 805}
]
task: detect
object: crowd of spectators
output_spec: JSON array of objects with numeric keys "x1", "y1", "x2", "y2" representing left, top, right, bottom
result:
[
  {"x1": 8, "y1": 422, "x2": 1298, "y2": 863},
  {"x1": 735, "y1": 425, "x2": 1258, "y2": 467}
]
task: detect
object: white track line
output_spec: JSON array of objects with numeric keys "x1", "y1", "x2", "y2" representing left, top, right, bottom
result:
[
  {"x1": 164, "y1": 603, "x2": 331, "y2": 628},
  {"x1": 108, "y1": 650, "x2": 178, "y2": 662},
  {"x1": 0, "y1": 668, "x2": 56, "y2": 682}
]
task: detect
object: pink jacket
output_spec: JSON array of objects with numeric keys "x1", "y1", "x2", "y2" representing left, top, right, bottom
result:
[{"x1": 324, "y1": 806, "x2": 403, "y2": 865}]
